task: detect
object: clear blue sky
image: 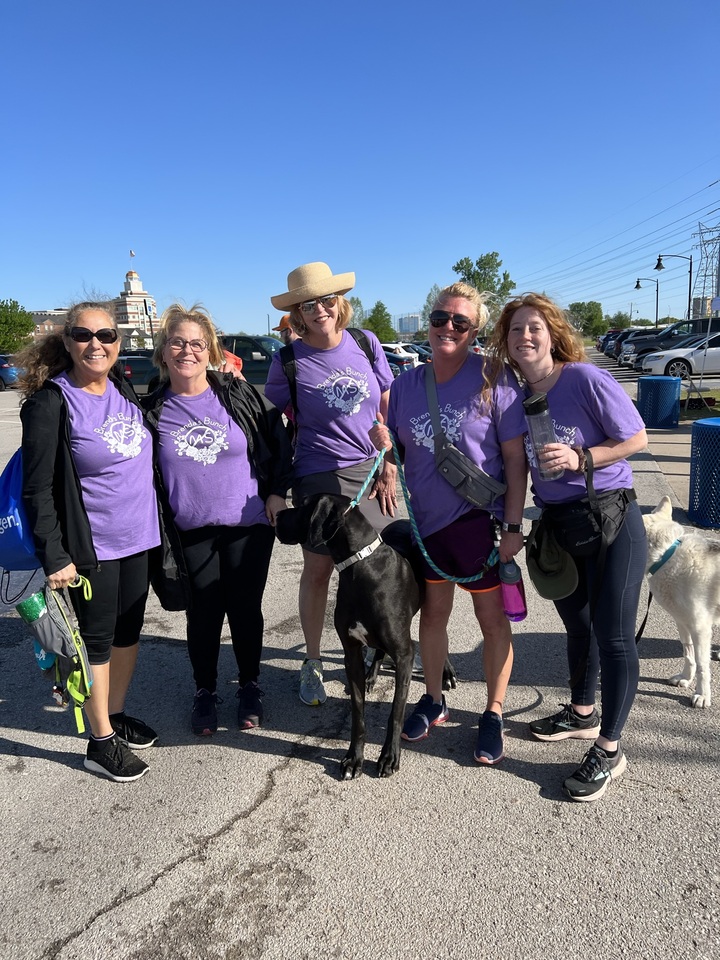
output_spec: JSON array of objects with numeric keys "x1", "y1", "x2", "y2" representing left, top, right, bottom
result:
[{"x1": 2, "y1": 1, "x2": 719, "y2": 334}]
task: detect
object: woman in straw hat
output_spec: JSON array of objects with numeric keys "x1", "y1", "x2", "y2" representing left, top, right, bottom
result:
[
  {"x1": 266, "y1": 262, "x2": 398, "y2": 707},
  {"x1": 370, "y1": 283, "x2": 527, "y2": 766},
  {"x1": 490, "y1": 292, "x2": 647, "y2": 802}
]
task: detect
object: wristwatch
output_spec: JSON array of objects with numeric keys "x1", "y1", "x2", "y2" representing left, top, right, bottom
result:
[{"x1": 501, "y1": 521, "x2": 523, "y2": 533}]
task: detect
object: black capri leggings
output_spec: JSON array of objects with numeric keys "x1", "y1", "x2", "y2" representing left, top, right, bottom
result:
[{"x1": 71, "y1": 551, "x2": 151, "y2": 666}]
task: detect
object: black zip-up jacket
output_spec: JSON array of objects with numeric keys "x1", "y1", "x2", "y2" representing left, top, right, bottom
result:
[
  {"x1": 20, "y1": 371, "x2": 145, "y2": 576},
  {"x1": 142, "y1": 370, "x2": 293, "y2": 507}
]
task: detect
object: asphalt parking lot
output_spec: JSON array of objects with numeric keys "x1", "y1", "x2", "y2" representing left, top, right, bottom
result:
[{"x1": 0, "y1": 380, "x2": 718, "y2": 960}]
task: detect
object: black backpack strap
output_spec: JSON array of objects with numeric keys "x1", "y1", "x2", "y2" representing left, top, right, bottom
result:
[
  {"x1": 346, "y1": 327, "x2": 375, "y2": 367},
  {"x1": 280, "y1": 343, "x2": 298, "y2": 418}
]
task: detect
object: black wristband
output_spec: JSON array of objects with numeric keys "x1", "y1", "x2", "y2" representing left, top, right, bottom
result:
[{"x1": 501, "y1": 522, "x2": 523, "y2": 533}]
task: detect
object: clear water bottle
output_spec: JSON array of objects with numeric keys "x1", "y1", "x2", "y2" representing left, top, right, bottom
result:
[
  {"x1": 499, "y1": 562, "x2": 527, "y2": 622},
  {"x1": 522, "y1": 393, "x2": 564, "y2": 480}
]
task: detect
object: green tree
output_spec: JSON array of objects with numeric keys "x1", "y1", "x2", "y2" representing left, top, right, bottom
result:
[
  {"x1": 420, "y1": 284, "x2": 442, "y2": 326},
  {"x1": 364, "y1": 301, "x2": 395, "y2": 342},
  {"x1": 0, "y1": 299, "x2": 34, "y2": 352},
  {"x1": 451, "y1": 252, "x2": 516, "y2": 316},
  {"x1": 348, "y1": 296, "x2": 365, "y2": 327},
  {"x1": 567, "y1": 301, "x2": 604, "y2": 335}
]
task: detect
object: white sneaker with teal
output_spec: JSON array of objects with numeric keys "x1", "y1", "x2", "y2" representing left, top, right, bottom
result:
[{"x1": 299, "y1": 658, "x2": 327, "y2": 706}]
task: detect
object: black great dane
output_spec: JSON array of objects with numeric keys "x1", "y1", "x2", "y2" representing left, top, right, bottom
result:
[{"x1": 276, "y1": 493, "x2": 456, "y2": 780}]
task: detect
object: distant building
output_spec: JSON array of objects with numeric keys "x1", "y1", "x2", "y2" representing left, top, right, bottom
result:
[
  {"x1": 397, "y1": 314, "x2": 420, "y2": 335},
  {"x1": 31, "y1": 309, "x2": 67, "y2": 338}
]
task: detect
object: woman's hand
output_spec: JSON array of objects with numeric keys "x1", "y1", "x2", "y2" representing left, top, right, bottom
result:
[
  {"x1": 369, "y1": 413, "x2": 393, "y2": 453},
  {"x1": 538, "y1": 442, "x2": 577, "y2": 474},
  {"x1": 369, "y1": 460, "x2": 398, "y2": 517},
  {"x1": 265, "y1": 494, "x2": 288, "y2": 527},
  {"x1": 47, "y1": 562, "x2": 78, "y2": 590},
  {"x1": 498, "y1": 530, "x2": 524, "y2": 564}
]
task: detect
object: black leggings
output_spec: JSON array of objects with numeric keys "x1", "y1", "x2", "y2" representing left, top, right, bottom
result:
[
  {"x1": 553, "y1": 500, "x2": 647, "y2": 742},
  {"x1": 71, "y1": 552, "x2": 150, "y2": 665},
  {"x1": 179, "y1": 523, "x2": 275, "y2": 691}
]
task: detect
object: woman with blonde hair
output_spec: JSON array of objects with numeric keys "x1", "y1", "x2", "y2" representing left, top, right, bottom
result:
[
  {"x1": 143, "y1": 304, "x2": 292, "y2": 736},
  {"x1": 265, "y1": 262, "x2": 397, "y2": 707},
  {"x1": 490, "y1": 292, "x2": 647, "y2": 802},
  {"x1": 19, "y1": 301, "x2": 160, "y2": 781}
]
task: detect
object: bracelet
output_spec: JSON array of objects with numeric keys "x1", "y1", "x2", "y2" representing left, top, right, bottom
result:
[
  {"x1": 573, "y1": 445, "x2": 588, "y2": 474},
  {"x1": 501, "y1": 521, "x2": 523, "y2": 533}
]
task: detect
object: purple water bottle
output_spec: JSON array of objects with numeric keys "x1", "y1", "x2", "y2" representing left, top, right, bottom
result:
[{"x1": 499, "y1": 562, "x2": 527, "y2": 622}]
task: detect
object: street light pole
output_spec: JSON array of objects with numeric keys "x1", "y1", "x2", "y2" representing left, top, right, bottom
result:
[
  {"x1": 654, "y1": 253, "x2": 693, "y2": 322},
  {"x1": 635, "y1": 278, "x2": 659, "y2": 327}
]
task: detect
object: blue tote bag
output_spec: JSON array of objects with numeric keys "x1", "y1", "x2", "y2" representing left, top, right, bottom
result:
[{"x1": 0, "y1": 449, "x2": 41, "y2": 572}]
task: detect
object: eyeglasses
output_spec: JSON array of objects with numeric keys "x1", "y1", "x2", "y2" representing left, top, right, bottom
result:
[
  {"x1": 429, "y1": 311, "x2": 476, "y2": 334},
  {"x1": 299, "y1": 295, "x2": 339, "y2": 314},
  {"x1": 68, "y1": 327, "x2": 119, "y2": 344},
  {"x1": 166, "y1": 337, "x2": 208, "y2": 353}
]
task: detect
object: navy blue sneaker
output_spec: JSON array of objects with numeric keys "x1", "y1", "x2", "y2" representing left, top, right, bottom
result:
[
  {"x1": 191, "y1": 689, "x2": 220, "y2": 736},
  {"x1": 474, "y1": 710, "x2": 505, "y2": 765},
  {"x1": 401, "y1": 694, "x2": 449, "y2": 742}
]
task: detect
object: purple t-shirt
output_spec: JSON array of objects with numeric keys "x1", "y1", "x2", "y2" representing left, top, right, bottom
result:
[
  {"x1": 387, "y1": 355, "x2": 526, "y2": 537},
  {"x1": 53, "y1": 372, "x2": 160, "y2": 561},
  {"x1": 155, "y1": 386, "x2": 268, "y2": 531},
  {"x1": 264, "y1": 329, "x2": 394, "y2": 477},
  {"x1": 526, "y1": 362, "x2": 645, "y2": 505}
]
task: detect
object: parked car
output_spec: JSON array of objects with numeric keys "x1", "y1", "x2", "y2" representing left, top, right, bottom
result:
[
  {"x1": 621, "y1": 317, "x2": 720, "y2": 371},
  {"x1": 616, "y1": 329, "x2": 658, "y2": 366},
  {"x1": 382, "y1": 348, "x2": 414, "y2": 373},
  {"x1": 219, "y1": 334, "x2": 283, "y2": 386},
  {"x1": 641, "y1": 333, "x2": 720, "y2": 378},
  {"x1": 380, "y1": 342, "x2": 421, "y2": 367},
  {"x1": 118, "y1": 355, "x2": 162, "y2": 395},
  {"x1": 621, "y1": 332, "x2": 699, "y2": 369},
  {"x1": 596, "y1": 330, "x2": 620, "y2": 352},
  {"x1": 0, "y1": 355, "x2": 20, "y2": 390},
  {"x1": 404, "y1": 343, "x2": 432, "y2": 363}
]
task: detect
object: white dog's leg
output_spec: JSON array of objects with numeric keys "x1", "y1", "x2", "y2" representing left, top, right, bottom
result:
[
  {"x1": 669, "y1": 623, "x2": 697, "y2": 689},
  {"x1": 691, "y1": 624, "x2": 713, "y2": 709}
]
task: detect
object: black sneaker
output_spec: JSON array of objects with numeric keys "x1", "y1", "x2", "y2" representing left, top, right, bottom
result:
[
  {"x1": 110, "y1": 712, "x2": 158, "y2": 750},
  {"x1": 529, "y1": 703, "x2": 600, "y2": 742},
  {"x1": 192, "y1": 689, "x2": 219, "y2": 736},
  {"x1": 563, "y1": 744, "x2": 627, "y2": 802},
  {"x1": 84, "y1": 735, "x2": 149, "y2": 782},
  {"x1": 236, "y1": 681, "x2": 264, "y2": 729}
]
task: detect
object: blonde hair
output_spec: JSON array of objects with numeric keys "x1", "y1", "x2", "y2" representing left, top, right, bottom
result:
[
  {"x1": 490, "y1": 293, "x2": 587, "y2": 375},
  {"x1": 288, "y1": 294, "x2": 353, "y2": 336},
  {"x1": 153, "y1": 303, "x2": 225, "y2": 379},
  {"x1": 17, "y1": 301, "x2": 117, "y2": 398}
]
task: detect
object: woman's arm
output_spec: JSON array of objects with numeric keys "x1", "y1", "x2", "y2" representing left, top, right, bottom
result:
[
  {"x1": 368, "y1": 390, "x2": 398, "y2": 515},
  {"x1": 498, "y1": 434, "x2": 528, "y2": 562},
  {"x1": 541, "y1": 428, "x2": 648, "y2": 475}
]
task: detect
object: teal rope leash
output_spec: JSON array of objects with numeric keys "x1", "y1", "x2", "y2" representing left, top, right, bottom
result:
[
  {"x1": 374, "y1": 421, "x2": 498, "y2": 585},
  {"x1": 346, "y1": 447, "x2": 387, "y2": 511}
]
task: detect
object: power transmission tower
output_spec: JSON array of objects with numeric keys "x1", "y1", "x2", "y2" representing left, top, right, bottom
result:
[{"x1": 693, "y1": 221, "x2": 720, "y2": 316}]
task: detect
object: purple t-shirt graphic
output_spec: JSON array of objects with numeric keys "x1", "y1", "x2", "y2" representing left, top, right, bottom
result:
[
  {"x1": 387, "y1": 355, "x2": 526, "y2": 537},
  {"x1": 53, "y1": 372, "x2": 160, "y2": 560},
  {"x1": 265, "y1": 329, "x2": 394, "y2": 477},
  {"x1": 525, "y1": 363, "x2": 645, "y2": 506},
  {"x1": 155, "y1": 386, "x2": 268, "y2": 531}
]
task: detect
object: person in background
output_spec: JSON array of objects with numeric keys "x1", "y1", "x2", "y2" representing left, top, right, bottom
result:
[
  {"x1": 370, "y1": 282, "x2": 527, "y2": 765},
  {"x1": 273, "y1": 314, "x2": 299, "y2": 346},
  {"x1": 265, "y1": 262, "x2": 397, "y2": 707},
  {"x1": 143, "y1": 304, "x2": 292, "y2": 736},
  {"x1": 490, "y1": 292, "x2": 647, "y2": 802},
  {"x1": 18, "y1": 301, "x2": 160, "y2": 782}
]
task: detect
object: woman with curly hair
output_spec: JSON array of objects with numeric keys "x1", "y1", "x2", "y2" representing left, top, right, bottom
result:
[{"x1": 490, "y1": 292, "x2": 647, "y2": 802}]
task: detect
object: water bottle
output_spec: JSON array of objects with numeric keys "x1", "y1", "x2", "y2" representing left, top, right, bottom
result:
[
  {"x1": 16, "y1": 590, "x2": 57, "y2": 671},
  {"x1": 499, "y1": 562, "x2": 527, "y2": 622},
  {"x1": 522, "y1": 393, "x2": 564, "y2": 480}
]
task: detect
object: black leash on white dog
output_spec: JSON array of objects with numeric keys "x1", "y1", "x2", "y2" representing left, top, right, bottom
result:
[{"x1": 635, "y1": 537, "x2": 682, "y2": 642}]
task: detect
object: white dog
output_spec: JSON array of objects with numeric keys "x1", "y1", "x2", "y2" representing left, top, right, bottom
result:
[{"x1": 642, "y1": 496, "x2": 720, "y2": 708}]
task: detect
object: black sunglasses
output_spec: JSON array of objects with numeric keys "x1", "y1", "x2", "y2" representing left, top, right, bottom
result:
[
  {"x1": 429, "y1": 311, "x2": 476, "y2": 333},
  {"x1": 68, "y1": 327, "x2": 119, "y2": 344}
]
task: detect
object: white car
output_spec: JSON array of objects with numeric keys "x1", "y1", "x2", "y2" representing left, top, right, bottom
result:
[
  {"x1": 641, "y1": 334, "x2": 720, "y2": 378},
  {"x1": 380, "y1": 343, "x2": 421, "y2": 367}
]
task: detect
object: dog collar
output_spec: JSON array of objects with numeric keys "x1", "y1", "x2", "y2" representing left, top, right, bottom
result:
[
  {"x1": 334, "y1": 537, "x2": 383, "y2": 573},
  {"x1": 648, "y1": 538, "x2": 682, "y2": 576}
]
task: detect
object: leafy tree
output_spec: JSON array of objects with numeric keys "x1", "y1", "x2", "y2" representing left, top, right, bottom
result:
[
  {"x1": 420, "y1": 284, "x2": 442, "y2": 325},
  {"x1": 0, "y1": 299, "x2": 34, "y2": 352},
  {"x1": 451, "y1": 252, "x2": 516, "y2": 316},
  {"x1": 348, "y1": 296, "x2": 365, "y2": 327},
  {"x1": 364, "y1": 301, "x2": 395, "y2": 342},
  {"x1": 568, "y1": 301, "x2": 604, "y2": 335}
]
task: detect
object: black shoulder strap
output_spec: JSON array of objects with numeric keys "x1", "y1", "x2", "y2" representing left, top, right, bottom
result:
[
  {"x1": 280, "y1": 343, "x2": 298, "y2": 417},
  {"x1": 347, "y1": 326, "x2": 374, "y2": 366}
]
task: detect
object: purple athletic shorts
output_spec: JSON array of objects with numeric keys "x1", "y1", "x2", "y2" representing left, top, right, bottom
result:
[{"x1": 420, "y1": 509, "x2": 501, "y2": 593}]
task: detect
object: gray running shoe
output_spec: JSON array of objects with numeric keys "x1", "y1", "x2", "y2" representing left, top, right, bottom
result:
[{"x1": 299, "y1": 659, "x2": 326, "y2": 706}]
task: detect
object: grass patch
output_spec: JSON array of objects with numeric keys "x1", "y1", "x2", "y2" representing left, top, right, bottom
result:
[{"x1": 679, "y1": 388, "x2": 720, "y2": 422}]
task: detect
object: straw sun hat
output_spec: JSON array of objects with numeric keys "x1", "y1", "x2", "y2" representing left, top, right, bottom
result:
[{"x1": 271, "y1": 262, "x2": 355, "y2": 310}]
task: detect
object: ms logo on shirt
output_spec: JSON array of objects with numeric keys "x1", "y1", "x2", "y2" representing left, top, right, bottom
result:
[
  {"x1": 171, "y1": 417, "x2": 229, "y2": 466},
  {"x1": 410, "y1": 403, "x2": 465, "y2": 451},
  {"x1": 318, "y1": 367, "x2": 371, "y2": 416},
  {"x1": 94, "y1": 413, "x2": 147, "y2": 458}
]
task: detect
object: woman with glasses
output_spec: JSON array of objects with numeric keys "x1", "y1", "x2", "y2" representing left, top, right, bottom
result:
[
  {"x1": 370, "y1": 283, "x2": 527, "y2": 765},
  {"x1": 265, "y1": 262, "x2": 397, "y2": 708},
  {"x1": 143, "y1": 304, "x2": 292, "y2": 736},
  {"x1": 18, "y1": 301, "x2": 160, "y2": 782}
]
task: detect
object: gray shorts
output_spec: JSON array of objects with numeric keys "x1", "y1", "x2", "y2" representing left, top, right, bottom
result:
[{"x1": 292, "y1": 458, "x2": 394, "y2": 555}]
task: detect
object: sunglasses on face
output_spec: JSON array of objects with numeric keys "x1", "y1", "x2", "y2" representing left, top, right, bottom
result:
[
  {"x1": 299, "y1": 295, "x2": 339, "y2": 314},
  {"x1": 428, "y1": 311, "x2": 476, "y2": 334},
  {"x1": 166, "y1": 337, "x2": 208, "y2": 353},
  {"x1": 68, "y1": 327, "x2": 119, "y2": 344}
]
